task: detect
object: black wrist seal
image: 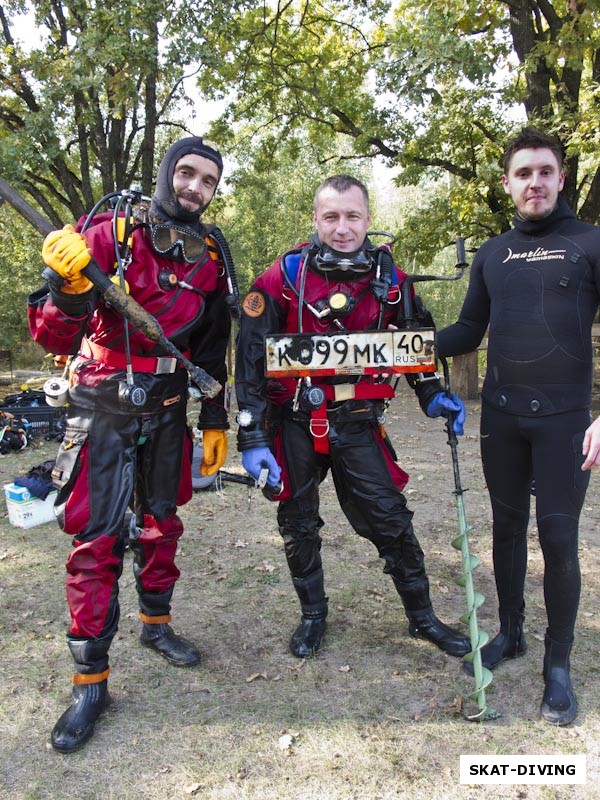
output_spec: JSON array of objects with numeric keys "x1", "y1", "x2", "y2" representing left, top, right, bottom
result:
[{"x1": 237, "y1": 426, "x2": 272, "y2": 452}]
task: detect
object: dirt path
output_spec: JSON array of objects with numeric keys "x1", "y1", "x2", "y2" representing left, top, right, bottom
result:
[{"x1": 0, "y1": 380, "x2": 598, "y2": 799}]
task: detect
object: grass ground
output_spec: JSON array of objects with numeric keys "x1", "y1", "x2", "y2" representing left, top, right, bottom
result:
[{"x1": 0, "y1": 378, "x2": 598, "y2": 799}]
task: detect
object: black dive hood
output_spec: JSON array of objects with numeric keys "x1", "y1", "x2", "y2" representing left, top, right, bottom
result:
[{"x1": 150, "y1": 136, "x2": 223, "y2": 225}]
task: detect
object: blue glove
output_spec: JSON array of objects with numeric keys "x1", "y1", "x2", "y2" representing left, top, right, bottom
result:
[
  {"x1": 426, "y1": 391, "x2": 466, "y2": 436},
  {"x1": 242, "y1": 447, "x2": 282, "y2": 487}
]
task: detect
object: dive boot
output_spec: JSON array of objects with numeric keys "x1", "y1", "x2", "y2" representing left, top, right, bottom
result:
[
  {"x1": 540, "y1": 636, "x2": 577, "y2": 726},
  {"x1": 290, "y1": 607, "x2": 328, "y2": 658},
  {"x1": 408, "y1": 610, "x2": 471, "y2": 657},
  {"x1": 394, "y1": 581, "x2": 470, "y2": 657},
  {"x1": 463, "y1": 612, "x2": 526, "y2": 675},
  {"x1": 51, "y1": 679, "x2": 110, "y2": 753},
  {"x1": 290, "y1": 569, "x2": 328, "y2": 658},
  {"x1": 140, "y1": 620, "x2": 201, "y2": 666}
]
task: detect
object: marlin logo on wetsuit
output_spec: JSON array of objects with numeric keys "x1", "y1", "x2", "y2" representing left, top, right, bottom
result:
[{"x1": 503, "y1": 247, "x2": 567, "y2": 263}]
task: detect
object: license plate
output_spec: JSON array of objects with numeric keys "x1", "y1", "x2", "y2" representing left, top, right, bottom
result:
[{"x1": 265, "y1": 329, "x2": 436, "y2": 377}]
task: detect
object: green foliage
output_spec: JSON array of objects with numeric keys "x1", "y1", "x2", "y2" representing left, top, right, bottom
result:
[
  {"x1": 200, "y1": 0, "x2": 600, "y2": 261},
  {"x1": 2, "y1": 0, "x2": 600, "y2": 329},
  {"x1": 200, "y1": 0, "x2": 395, "y2": 158},
  {"x1": 0, "y1": 0, "x2": 247, "y2": 225},
  {"x1": 221, "y1": 133, "x2": 374, "y2": 292},
  {"x1": 0, "y1": 204, "x2": 44, "y2": 350}
]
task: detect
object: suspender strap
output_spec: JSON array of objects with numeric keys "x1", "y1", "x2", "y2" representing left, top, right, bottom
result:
[{"x1": 309, "y1": 405, "x2": 330, "y2": 453}]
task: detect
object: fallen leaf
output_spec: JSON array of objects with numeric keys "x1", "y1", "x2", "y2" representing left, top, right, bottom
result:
[
  {"x1": 185, "y1": 684, "x2": 211, "y2": 694},
  {"x1": 255, "y1": 561, "x2": 276, "y2": 572},
  {"x1": 278, "y1": 733, "x2": 294, "y2": 750},
  {"x1": 245, "y1": 671, "x2": 267, "y2": 683}
]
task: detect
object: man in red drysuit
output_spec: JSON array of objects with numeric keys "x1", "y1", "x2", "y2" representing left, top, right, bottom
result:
[
  {"x1": 235, "y1": 174, "x2": 470, "y2": 662},
  {"x1": 29, "y1": 136, "x2": 232, "y2": 752}
]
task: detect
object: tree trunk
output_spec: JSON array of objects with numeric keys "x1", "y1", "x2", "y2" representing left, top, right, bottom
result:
[{"x1": 450, "y1": 352, "x2": 480, "y2": 400}]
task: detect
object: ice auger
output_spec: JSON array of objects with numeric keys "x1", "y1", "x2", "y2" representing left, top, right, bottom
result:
[
  {"x1": 403, "y1": 239, "x2": 499, "y2": 721},
  {"x1": 438, "y1": 353, "x2": 500, "y2": 721}
]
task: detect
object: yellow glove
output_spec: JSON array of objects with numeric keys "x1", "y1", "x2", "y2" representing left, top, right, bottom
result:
[
  {"x1": 60, "y1": 273, "x2": 94, "y2": 294},
  {"x1": 110, "y1": 274, "x2": 130, "y2": 294},
  {"x1": 200, "y1": 430, "x2": 228, "y2": 476},
  {"x1": 42, "y1": 224, "x2": 93, "y2": 293}
]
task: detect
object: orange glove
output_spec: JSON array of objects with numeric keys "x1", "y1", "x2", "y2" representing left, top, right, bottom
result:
[
  {"x1": 200, "y1": 430, "x2": 228, "y2": 476},
  {"x1": 42, "y1": 224, "x2": 93, "y2": 293}
]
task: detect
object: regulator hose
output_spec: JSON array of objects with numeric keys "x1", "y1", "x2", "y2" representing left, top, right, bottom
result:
[{"x1": 210, "y1": 225, "x2": 241, "y2": 319}]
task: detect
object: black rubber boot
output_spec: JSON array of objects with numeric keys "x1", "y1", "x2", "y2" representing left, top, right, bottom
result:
[
  {"x1": 51, "y1": 680, "x2": 110, "y2": 753},
  {"x1": 51, "y1": 634, "x2": 113, "y2": 753},
  {"x1": 290, "y1": 569, "x2": 328, "y2": 658},
  {"x1": 540, "y1": 636, "x2": 577, "y2": 726},
  {"x1": 407, "y1": 611, "x2": 471, "y2": 657},
  {"x1": 463, "y1": 611, "x2": 526, "y2": 676},
  {"x1": 395, "y1": 582, "x2": 470, "y2": 658},
  {"x1": 140, "y1": 621, "x2": 201, "y2": 666}
]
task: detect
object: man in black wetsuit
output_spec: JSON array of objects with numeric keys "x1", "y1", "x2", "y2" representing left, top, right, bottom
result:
[{"x1": 437, "y1": 126, "x2": 600, "y2": 726}]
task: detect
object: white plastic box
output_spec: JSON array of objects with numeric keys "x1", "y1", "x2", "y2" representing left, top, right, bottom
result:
[{"x1": 3, "y1": 482, "x2": 58, "y2": 528}]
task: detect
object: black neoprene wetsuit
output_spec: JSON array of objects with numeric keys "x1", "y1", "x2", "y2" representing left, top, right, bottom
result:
[{"x1": 437, "y1": 196, "x2": 600, "y2": 643}]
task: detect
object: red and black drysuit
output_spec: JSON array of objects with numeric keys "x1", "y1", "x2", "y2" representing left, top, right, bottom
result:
[
  {"x1": 437, "y1": 196, "x2": 600, "y2": 647},
  {"x1": 235, "y1": 241, "x2": 451, "y2": 620},
  {"x1": 28, "y1": 219, "x2": 231, "y2": 678}
]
